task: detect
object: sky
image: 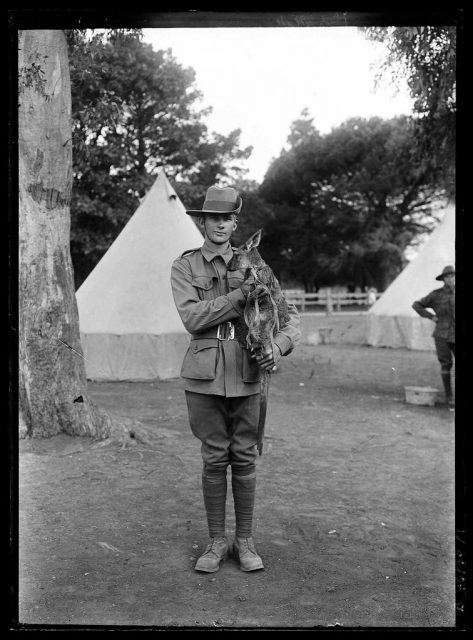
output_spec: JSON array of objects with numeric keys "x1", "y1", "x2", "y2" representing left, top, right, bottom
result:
[{"x1": 142, "y1": 27, "x2": 414, "y2": 183}]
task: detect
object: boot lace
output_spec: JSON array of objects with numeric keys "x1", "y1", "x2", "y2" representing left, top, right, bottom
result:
[
  {"x1": 204, "y1": 537, "x2": 227, "y2": 557},
  {"x1": 237, "y1": 537, "x2": 257, "y2": 555}
]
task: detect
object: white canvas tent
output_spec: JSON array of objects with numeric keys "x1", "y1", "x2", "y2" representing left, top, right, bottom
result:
[
  {"x1": 365, "y1": 203, "x2": 455, "y2": 350},
  {"x1": 76, "y1": 170, "x2": 203, "y2": 380}
]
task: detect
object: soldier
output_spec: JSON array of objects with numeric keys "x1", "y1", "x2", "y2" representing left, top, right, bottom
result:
[
  {"x1": 170, "y1": 186, "x2": 301, "y2": 573},
  {"x1": 412, "y1": 265, "x2": 455, "y2": 408}
]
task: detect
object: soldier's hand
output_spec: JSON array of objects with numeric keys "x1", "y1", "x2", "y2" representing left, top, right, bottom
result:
[
  {"x1": 255, "y1": 345, "x2": 282, "y2": 371},
  {"x1": 431, "y1": 316, "x2": 438, "y2": 323}
]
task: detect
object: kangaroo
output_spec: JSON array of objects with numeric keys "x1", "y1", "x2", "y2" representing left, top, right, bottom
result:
[{"x1": 228, "y1": 229, "x2": 290, "y2": 455}]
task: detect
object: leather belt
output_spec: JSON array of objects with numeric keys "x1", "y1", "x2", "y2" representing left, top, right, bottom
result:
[{"x1": 192, "y1": 322, "x2": 235, "y2": 341}]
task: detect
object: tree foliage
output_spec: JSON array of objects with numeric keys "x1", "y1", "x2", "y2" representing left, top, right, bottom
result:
[
  {"x1": 259, "y1": 113, "x2": 445, "y2": 291},
  {"x1": 362, "y1": 26, "x2": 456, "y2": 197},
  {"x1": 68, "y1": 31, "x2": 252, "y2": 286}
]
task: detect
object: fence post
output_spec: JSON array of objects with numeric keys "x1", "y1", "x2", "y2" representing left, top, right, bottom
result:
[
  {"x1": 301, "y1": 293, "x2": 305, "y2": 313},
  {"x1": 326, "y1": 288, "x2": 333, "y2": 315}
]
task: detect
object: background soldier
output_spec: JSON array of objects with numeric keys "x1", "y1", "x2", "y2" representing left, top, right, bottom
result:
[{"x1": 412, "y1": 265, "x2": 455, "y2": 408}]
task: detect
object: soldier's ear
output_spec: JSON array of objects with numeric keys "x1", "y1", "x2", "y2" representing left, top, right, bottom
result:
[
  {"x1": 232, "y1": 215, "x2": 238, "y2": 232},
  {"x1": 246, "y1": 229, "x2": 262, "y2": 250}
]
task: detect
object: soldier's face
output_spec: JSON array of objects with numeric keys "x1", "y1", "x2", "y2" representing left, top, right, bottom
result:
[
  {"x1": 444, "y1": 274, "x2": 455, "y2": 287},
  {"x1": 202, "y1": 214, "x2": 237, "y2": 245}
]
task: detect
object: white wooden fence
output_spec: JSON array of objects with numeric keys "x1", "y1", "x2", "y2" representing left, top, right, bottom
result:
[{"x1": 282, "y1": 288, "x2": 381, "y2": 314}]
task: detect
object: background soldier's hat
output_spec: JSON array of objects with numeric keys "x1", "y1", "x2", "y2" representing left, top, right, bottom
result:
[
  {"x1": 186, "y1": 186, "x2": 242, "y2": 216},
  {"x1": 435, "y1": 265, "x2": 455, "y2": 280}
]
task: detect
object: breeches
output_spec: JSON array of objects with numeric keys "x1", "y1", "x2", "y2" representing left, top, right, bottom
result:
[
  {"x1": 434, "y1": 338, "x2": 455, "y2": 373},
  {"x1": 185, "y1": 391, "x2": 260, "y2": 470}
]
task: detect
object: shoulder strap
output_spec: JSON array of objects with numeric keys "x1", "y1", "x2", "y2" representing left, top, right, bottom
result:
[{"x1": 180, "y1": 248, "x2": 200, "y2": 258}]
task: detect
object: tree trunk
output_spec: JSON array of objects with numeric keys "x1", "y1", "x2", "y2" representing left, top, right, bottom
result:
[{"x1": 18, "y1": 30, "x2": 146, "y2": 444}]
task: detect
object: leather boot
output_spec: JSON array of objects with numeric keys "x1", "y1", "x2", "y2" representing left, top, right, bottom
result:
[
  {"x1": 232, "y1": 536, "x2": 264, "y2": 572},
  {"x1": 194, "y1": 536, "x2": 228, "y2": 573}
]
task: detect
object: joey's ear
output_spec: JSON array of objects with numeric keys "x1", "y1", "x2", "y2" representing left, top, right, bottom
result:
[{"x1": 245, "y1": 229, "x2": 262, "y2": 250}]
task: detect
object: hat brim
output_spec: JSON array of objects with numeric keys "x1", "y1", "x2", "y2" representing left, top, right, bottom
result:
[
  {"x1": 436, "y1": 273, "x2": 455, "y2": 280},
  {"x1": 186, "y1": 197, "x2": 242, "y2": 217}
]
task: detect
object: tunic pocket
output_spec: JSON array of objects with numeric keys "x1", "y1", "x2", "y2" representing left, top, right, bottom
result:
[
  {"x1": 227, "y1": 270, "x2": 245, "y2": 291},
  {"x1": 241, "y1": 348, "x2": 262, "y2": 383},
  {"x1": 192, "y1": 275, "x2": 216, "y2": 301},
  {"x1": 181, "y1": 339, "x2": 219, "y2": 380}
]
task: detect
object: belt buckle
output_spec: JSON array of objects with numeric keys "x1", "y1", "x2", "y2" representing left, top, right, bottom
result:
[{"x1": 217, "y1": 322, "x2": 234, "y2": 340}]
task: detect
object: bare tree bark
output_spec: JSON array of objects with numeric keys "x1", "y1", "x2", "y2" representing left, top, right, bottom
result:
[{"x1": 18, "y1": 30, "x2": 149, "y2": 444}]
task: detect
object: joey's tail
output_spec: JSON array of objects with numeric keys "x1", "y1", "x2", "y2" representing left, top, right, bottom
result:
[{"x1": 257, "y1": 369, "x2": 270, "y2": 456}]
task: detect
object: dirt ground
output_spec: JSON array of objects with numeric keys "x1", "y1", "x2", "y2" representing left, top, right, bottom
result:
[{"x1": 16, "y1": 315, "x2": 459, "y2": 630}]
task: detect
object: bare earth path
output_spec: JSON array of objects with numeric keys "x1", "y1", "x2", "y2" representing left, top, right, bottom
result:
[{"x1": 17, "y1": 318, "x2": 458, "y2": 629}]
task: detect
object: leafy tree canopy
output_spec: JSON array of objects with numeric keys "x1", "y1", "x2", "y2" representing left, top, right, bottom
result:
[
  {"x1": 259, "y1": 112, "x2": 446, "y2": 291},
  {"x1": 68, "y1": 31, "x2": 252, "y2": 286},
  {"x1": 361, "y1": 26, "x2": 456, "y2": 197}
]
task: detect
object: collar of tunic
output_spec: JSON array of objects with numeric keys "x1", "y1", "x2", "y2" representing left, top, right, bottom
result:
[{"x1": 201, "y1": 240, "x2": 234, "y2": 265}]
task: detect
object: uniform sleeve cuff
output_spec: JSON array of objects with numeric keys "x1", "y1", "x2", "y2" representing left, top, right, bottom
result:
[
  {"x1": 228, "y1": 288, "x2": 246, "y2": 309},
  {"x1": 274, "y1": 334, "x2": 291, "y2": 356}
]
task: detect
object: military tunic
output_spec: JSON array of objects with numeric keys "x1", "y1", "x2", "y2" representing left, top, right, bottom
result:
[
  {"x1": 170, "y1": 240, "x2": 301, "y2": 397},
  {"x1": 412, "y1": 285, "x2": 455, "y2": 373},
  {"x1": 412, "y1": 285, "x2": 455, "y2": 342}
]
